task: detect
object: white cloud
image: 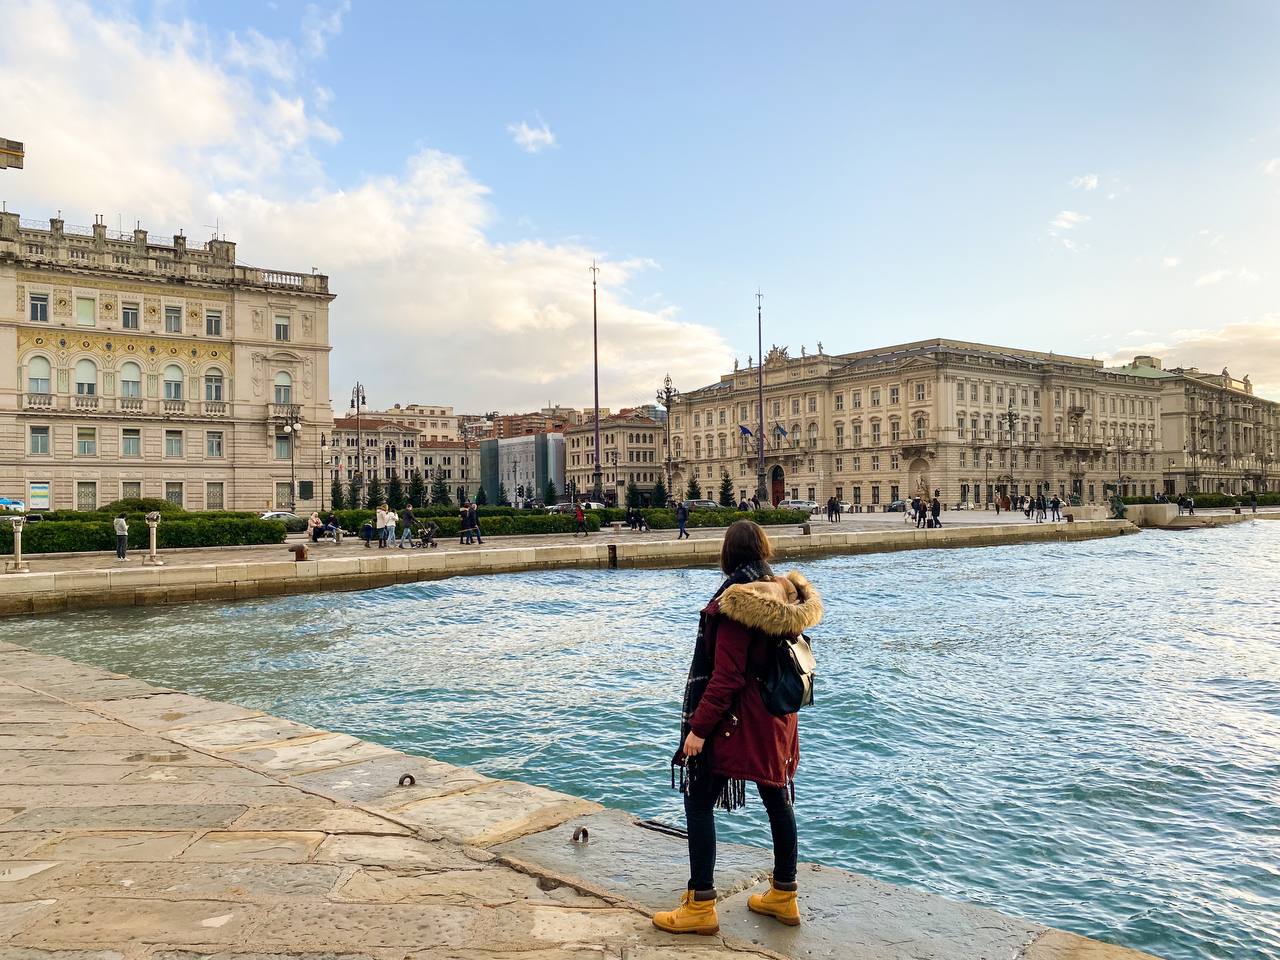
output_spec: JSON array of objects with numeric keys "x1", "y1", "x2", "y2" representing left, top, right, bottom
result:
[
  {"x1": 1050, "y1": 210, "x2": 1089, "y2": 231},
  {"x1": 1112, "y1": 318, "x2": 1280, "y2": 399},
  {"x1": 1263, "y1": 157, "x2": 1280, "y2": 177},
  {"x1": 1069, "y1": 174, "x2": 1099, "y2": 191},
  {"x1": 0, "y1": 0, "x2": 728, "y2": 413},
  {"x1": 301, "y1": 0, "x2": 350, "y2": 58},
  {"x1": 1193, "y1": 267, "x2": 1258, "y2": 287},
  {"x1": 506, "y1": 114, "x2": 557, "y2": 154},
  {"x1": 1162, "y1": 256, "x2": 1180, "y2": 269},
  {"x1": 226, "y1": 28, "x2": 297, "y2": 81}
]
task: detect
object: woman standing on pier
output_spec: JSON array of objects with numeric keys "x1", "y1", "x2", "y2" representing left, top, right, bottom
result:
[{"x1": 655, "y1": 520, "x2": 823, "y2": 937}]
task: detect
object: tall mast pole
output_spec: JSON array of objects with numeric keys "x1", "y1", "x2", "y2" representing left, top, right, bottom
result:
[
  {"x1": 756, "y1": 290, "x2": 767, "y2": 504},
  {"x1": 591, "y1": 261, "x2": 603, "y2": 502}
]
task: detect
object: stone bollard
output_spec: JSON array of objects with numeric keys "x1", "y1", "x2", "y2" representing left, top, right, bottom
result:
[
  {"x1": 142, "y1": 511, "x2": 164, "y2": 567},
  {"x1": 5, "y1": 516, "x2": 30, "y2": 574}
]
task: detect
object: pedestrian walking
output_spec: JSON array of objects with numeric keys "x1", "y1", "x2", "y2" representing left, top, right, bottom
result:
[
  {"x1": 750, "y1": 494, "x2": 760, "y2": 511},
  {"x1": 835, "y1": 499, "x2": 843, "y2": 522},
  {"x1": 459, "y1": 505, "x2": 472, "y2": 544},
  {"x1": 376, "y1": 504, "x2": 389, "y2": 548},
  {"x1": 1251, "y1": 492, "x2": 1258, "y2": 513},
  {"x1": 654, "y1": 519, "x2": 823, "y2": 936},
  {"x1": 398, "y1": 505, "x2": 416, "y2": 547},
  {"x1": 1050, "y1": 495, "x2": 1061, "y2": 522},
  {"x1": 113, "y1": 512, "x2": 129, "y2": 561},
  {"x1": 930, "y1": 495, "x2": 941, "y2": 528},
  {"x1": 574, "y1": 501, "x2": 589, "y2": 537},
  {"x1": 1188, "y1": 495, "x2": 1196, "y2": 516},
  {"x1": 383, "y1": 507, "x2": 398, "y2": 546},
  {"x1": 469, "y1": 503, "x2": 483, "y2": 544},
  {"x1": 675, "y1": 501, "x2": 690, "y2": 539}
]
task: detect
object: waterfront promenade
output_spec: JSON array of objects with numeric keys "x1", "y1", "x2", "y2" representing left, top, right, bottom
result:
[
  {"x1": 0, "y1": 517, "x2": 1140, "y2": 618},
  {"x1": 0, "y1": 642, "x2": 1161, "y2": 959}
]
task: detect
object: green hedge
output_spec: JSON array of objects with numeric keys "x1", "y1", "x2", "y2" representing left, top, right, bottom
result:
[
  {"x1": 0, "y1": 517, "x2": 286, "y2": 554},
  {"x1": 332, "y1": 510, "x2": 601, "y2": 538},
  {"x1": 595, "y1": 507, "x2": 809, "y2": 530}
]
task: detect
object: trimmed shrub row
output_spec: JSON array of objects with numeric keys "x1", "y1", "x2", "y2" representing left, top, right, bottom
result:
[
  {"x1": 596, "y1": 507, "x2": 810, "y2": 530},
  {"x1": 0, "y1": 517, "x2": 286, "y2": 554},
  {"x1": 331, "y1": 511, "x2": 601, "y2": 538}
]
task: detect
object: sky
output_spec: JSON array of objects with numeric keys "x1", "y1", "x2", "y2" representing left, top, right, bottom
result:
[{"x1": 3, "y1": 0, "x2": 1280, "y2": 412}]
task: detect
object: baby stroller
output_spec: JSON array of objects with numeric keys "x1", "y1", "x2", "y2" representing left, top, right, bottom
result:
[
  {"x1": 636, "y1": 513, "x2": 650, "y2": 532},
  {"x1": 411, "y1": 521, "x2": 439, "y2": 549}
]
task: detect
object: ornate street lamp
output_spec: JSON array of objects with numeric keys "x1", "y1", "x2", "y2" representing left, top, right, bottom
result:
[
  {"x1": 349, "y1": 383, "x2": 367, "y2": 505},
  {"x1": 282, "y1": 416, "x2": 303, "y2": 511},
  {"x1": 656, "y1": 374, "x2": 679, "y2": 502}
]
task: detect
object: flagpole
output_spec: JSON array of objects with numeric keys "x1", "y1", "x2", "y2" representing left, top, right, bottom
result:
[{"x1": 755, "y1": 290, "x2": 767, "y2": 504}]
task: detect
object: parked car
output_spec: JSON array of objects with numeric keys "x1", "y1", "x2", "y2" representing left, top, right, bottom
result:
[
  {"x1": 886, "y1": 500, "x2": 907, "y2": 512},
  {"x1": 549, "y1": 501, "x2": 606, "y2": 512},
  {"x1": 682, "y1": 499, "x2": 723, "y2": 511},
  {"x1": 777, "y1": 499, "x2": 818, "y2": 512},
  {"x1": 260, "y1": 511, "x2": 300, "y2": 522}
]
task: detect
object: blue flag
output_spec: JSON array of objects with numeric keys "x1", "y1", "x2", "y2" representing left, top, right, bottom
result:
[
  {"x1": 739, "y1": 424, "x2": 753, "y2": 437},
  {"x1": 774, "y1": 423, "x2": 788, "y2": 438}
]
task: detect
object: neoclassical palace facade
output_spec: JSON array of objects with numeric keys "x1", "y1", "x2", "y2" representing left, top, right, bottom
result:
[
  {"x1": 667, "y1": 339, "x2": 1176, "y2": 508},
  {"x1": 0, "y1": 210, "x2": 333, "y2": 512}
]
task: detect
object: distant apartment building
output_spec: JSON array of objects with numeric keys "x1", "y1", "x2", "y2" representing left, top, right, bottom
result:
[
  {"x1": 479, "y1": 433, "x2": 565, "y2": 505},
  {"x1": 0, "y1": 209, "x2": 333, "y2": 512},
  {"x1": 667, "y1": 339, "x2": 1170, "y2": 508},
  {"x1": 329, "y1": 416, "x2": 480, "y2": 503},
  {"x1": 1111, "y1": 356, "x2": 1278, "y2": 495},
  {"x1": 367, "y1": 403, "x2": 460, "y2": 441},
  {"x1": 565, "y1": 412, "x2": 664, "y2": 504}
]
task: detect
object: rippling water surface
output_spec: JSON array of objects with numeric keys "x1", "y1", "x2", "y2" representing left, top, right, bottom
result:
[{"x1": 12, "y1": 525, "x2": 1280, "y2": 959}]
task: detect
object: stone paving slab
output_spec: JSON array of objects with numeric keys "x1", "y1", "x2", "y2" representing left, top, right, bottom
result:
[
  {"x1": 287, "y1": 754, "x2": 493, "y2": 806},
  {"x1": 83, "y1": 693, "x2": 263, "y2": 733},
  {"x1": 180, "y1": 831, "x2": 328, "y2": 863},
  {"x1": 28, "y1": 831, "x2": 200, "y2": 862},
  {"x1": 386, "y1": 780, "x2": 601, "y2": 847},
  {"x1": 494, "y1": 810, "x2": 771, "y2": 910},
  {"x1": 2, "y1": 804, "x2": 246, "y2": 832},
  {"x1": 168, "y1": 715, "x2": 327, "y2": 752},
  {"x1": 32, "y1": 860, "x2": 345, "y2": 902},
  {"x1": 228, "y1": 733, "x2": 399, "y2": 777}
]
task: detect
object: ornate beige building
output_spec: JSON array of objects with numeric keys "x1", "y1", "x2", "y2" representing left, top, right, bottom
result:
[
  {"x1": 0, "y1": 210, "x2": 333, "y2": 512},
  {"x1": 565, "y1": 412, "x2": 663, "y2": 504},
  {"x1": 1113, "y1": 356, "x2": 1278, "y2": 495},
  {"x1": 667, "y1": 339, "x2": 1168, "y2": 509}
]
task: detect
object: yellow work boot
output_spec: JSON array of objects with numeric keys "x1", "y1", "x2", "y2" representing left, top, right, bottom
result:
[
  {"x1": 747, "y1": 880, "x2": 800, "y2": 926},
  {"x1": 653, "y1": 889, "x2": 719, "y2": 935}
]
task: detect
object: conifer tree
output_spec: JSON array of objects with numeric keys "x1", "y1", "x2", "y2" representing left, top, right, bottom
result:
[
  {"x1": 718, "y1": 470, "x2": 735, "y2": 507},
  {"x1": 685, "y1": 475, "x2": 703, "y2": 500},
  {"x1": 430, "y1": 468, "x2": 452, "y2": 506},
  {"x1": 407, "y1": 469, "x2": 426, "y2": 508}
]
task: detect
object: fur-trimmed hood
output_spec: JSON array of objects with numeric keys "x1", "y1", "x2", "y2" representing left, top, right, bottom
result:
[{"x1": 714, "y1": 571, "x2": 822, "y2": 637}]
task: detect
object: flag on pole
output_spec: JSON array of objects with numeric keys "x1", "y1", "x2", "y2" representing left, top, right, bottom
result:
[
  {"x1": 739, "y1": 424, "x2": 753, "y2": 437},
  {"x1": 774, "y1": 423, "x2": 788, "y2": 438}
]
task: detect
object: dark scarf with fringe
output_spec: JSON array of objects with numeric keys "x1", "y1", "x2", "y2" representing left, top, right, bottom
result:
[{"x1": 672, "y1": 559, "x2": 771, "y2": 811}]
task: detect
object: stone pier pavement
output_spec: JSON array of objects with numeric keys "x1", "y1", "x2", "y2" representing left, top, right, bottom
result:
[{"x1": 0, "y1": 643, "x2": 1161, "y2": 960}]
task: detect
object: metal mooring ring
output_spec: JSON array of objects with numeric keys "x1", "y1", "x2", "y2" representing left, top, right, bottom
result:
[
  {"x1": 398, "y1": 774, "x2": 416, "y2": 787},
  {"x1": 571, "y1": 826, "x2": 590, "y2": 844}
]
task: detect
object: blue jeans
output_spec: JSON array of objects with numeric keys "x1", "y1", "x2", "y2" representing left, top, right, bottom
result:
[
  {"x1": 399, "y1": 527, "x2": 413, "y2": 547},
  {"x1": 677, "y1": 520, "x2": 688, "y2": 538}
]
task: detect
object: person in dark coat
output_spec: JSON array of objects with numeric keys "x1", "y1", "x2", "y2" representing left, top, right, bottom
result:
[
  {"x1": 654, "y1": 520, "x2": 824, "y2": 936},
  {"x1": 675, "y1": 501, "x2": 690, "y2": 539},
  {"x1": 468, "y1": 503, "x2": 483, "y2": 545},
  {"x1": 930, "y1": 495, "x2": 941, "y2": 527}
]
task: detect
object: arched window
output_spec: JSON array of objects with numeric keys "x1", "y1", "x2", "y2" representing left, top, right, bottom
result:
[
  {"x1": 74, "y1": 359, "x2": 97, "y2": 396},
  {"x1": 274, "y1": 371, "x2": 292, "y2": 405},
  {"x1": 26, "y1": 356, "x2": 51, "y2": 394},
  {"x1": 163, "y1": 364, "x2": 184, "y2": 400},
  {"x1": 204, "y1": 368, "x2": 224, "y2": 401},
  {"x1": 119, "y1": 361, "x2": 142, "y2": 398}
]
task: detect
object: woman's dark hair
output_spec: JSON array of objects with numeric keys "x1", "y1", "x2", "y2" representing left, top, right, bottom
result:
[{"x1": 720, "y1": 519, "x2": 772, "y2": 574}]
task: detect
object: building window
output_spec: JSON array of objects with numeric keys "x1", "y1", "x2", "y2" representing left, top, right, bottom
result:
[
  {"x1": 834, "y1": 393, "x2": 844, "y2": 411},
  {"x1": 29, "y1": 294, "x2": 49, "y2": 322},
  {"x1": 275, "y1": 434, "x2": 292, "y2": 460},
  {"x1": 163, "y1": 365, "x2": 184, "y2": 400},
  {"x1": 889, "y1": 386, "x2": 900, "y2": 405},
  {"x1": 206, "y1": 482, "x2": 224, "y2": 510},
  {"x1": 871, "y1": 389, "x2": 881, "y2": 407},
  {"x1": 970, "y1": 384, "x2": 978, "y2": 402},
  {"x1": 29, "y1": 426, "x2": 49, "y2": 455},
  {"x1": 164, "y1": 430, "x2": 183, "y2": 457},
  {"x1": 915, "y1": 383, "x2": 925, "y2": 401},
  {"x1": 890, "y1": 454, "x2": 900, "y2": 470},
  {"x1": 76, "y1": 297, "x2": 96, "y2": 327},
  {"x1": 27, "y1": 356, "x2": 51, "y2": 394},
  {"x1": 74, "y1": 358, "x2": 97, "y2": 396},
  {"x1": 791, "y1": 398, "x2": 800, "y2": 415},
  {"x1": 122, "y1": 428, "x2": 141, "y2": 457},
  {"x1": 119, "y1": 361, "x2": 142, "y2": 397},
  {"x1": 274, "y1": 372, "x2": 292, "y2": 404},
  {"x1": 165, "y1": 482, "x2": 184, "y2": 507},
  {"x1": 871, "y1": 455, "x2": 881, "y2": 471},
  {"x1": 76, "y1": 427, "x2": 97, "y2": 456},
  {"x1": 274, "y1": 315, "x2": 290, "y2": 341},
  {"x1": 871, "y1": 485, "x2": 881, "y2": 505},
  {"x1": 206, "y1": 431, "x2": 224, "y2": 458},
  {"x1": 121, "y1": 481, "x2": 141, "y2": 499},
  {"x1": 122, "y1": 303, "x2": 139, "y2": 330},
  {"x1": 164, "y1": 305, "x2": 182, "y2": 334},
  {"x1": 890, "y1": 421, "x2": 900, "y2": 442},
  {"x1": 205, "y1": 311, "x2": 222, "y2": 336},
  {"x1": 871, "y1": 422, "x2": 881, "y2": 444},
  {"x1": 957, "y1": 381, "x2": 965, "y2": 400},
  {"x1": 205, "y1": 370, "x2": 224, "y2": 401},
  {"x1": 807, "y1": 397, "x2": 817, "y2": 413},
  {"x1": 835, "y1": 456, "x2": 843, "y2": 472}
]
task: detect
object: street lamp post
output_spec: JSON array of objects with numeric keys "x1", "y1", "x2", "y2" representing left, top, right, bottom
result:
[
  {"x1": 590, "y1": 262, "x2": 603, "y2": 503},
  {"x1": 755, "y1": 291, "x2": 768, "y2": 505},
  {"x1": 319, "y1": 434, "x2": 327, "y2": 512},
  {"x1": 283, "y1": 415, "x2": 302, "y2": 511},
  {"x1": 656, "y1": 374, "x2": 679, "y2": 504},
  {"x1": 1003, "y1": 400, "x2": 1018, "y2": 501},
  {"x1": 350, "y1": 383, "x2": 367, "y2": 506}
]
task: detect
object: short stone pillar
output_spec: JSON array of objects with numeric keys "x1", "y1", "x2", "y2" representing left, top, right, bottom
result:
[
  {"x1": 5, "y1": 516, "x2": 29, "y2": 574},
  {"x1": 142, "y1": 511, "x2": 164, "y2": 567}
]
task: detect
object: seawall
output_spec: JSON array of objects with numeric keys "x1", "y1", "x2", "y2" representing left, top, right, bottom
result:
[{"x1": 0, "y1": 519, "x2": 1137, "y2": 618}]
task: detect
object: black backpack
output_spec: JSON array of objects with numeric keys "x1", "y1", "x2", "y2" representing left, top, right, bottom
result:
[{"x1": 758, "y1": 633, "x2": 817, "y2": 717}]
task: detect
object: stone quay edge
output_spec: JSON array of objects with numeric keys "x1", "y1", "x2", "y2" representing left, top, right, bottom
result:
[
  {"x1": 0, "y1": 643, "x2": 1162, "y2": 959},
  {"x1": 0, "y1": 519, "x2": 1139, "y2": 619}
]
